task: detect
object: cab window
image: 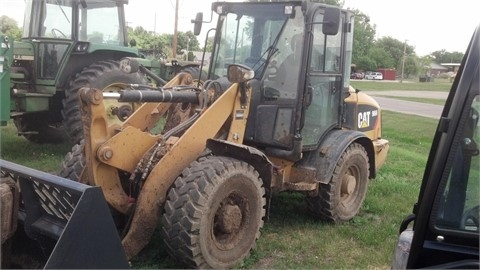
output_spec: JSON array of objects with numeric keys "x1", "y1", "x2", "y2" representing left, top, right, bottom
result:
[{"x1": 434, "y1": 94, "x2": 480, "y2": 233}]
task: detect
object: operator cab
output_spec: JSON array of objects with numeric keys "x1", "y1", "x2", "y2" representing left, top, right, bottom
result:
[
  {"x1": 194, "y1": 2, "x2": 353, "y2": 160},
  {"x1": 23, "y1": 0, "x2": 128, "y2": 44},
  {"x1": 19, "y1": 0, "x2": 128, "y2": 81}
]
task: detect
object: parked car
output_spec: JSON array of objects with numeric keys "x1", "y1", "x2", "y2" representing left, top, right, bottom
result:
[
  {"x1": 365, "y1": 72, "x2": 383, "y2": 80},
  {"x1": 350, "y1": 72, "x2": 364, "y2": 79}
]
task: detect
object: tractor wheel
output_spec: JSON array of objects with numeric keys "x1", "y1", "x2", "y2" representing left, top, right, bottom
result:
[
  {"x1": 307, "y1": 143, "x2": 369, "y2": 222},
  {"x1": 13, "y1": 114, "x2": 66, "y2": 143},
  {"x1": 161, "y1": 156, "x2": 266, "y2": 269},
  {"x1": 181, "y1": 66, "x2": 207, "y2": 86},
  {"x1": 61, "y1": 60, "x2": 146, "y2": 145},
  {"x1": 58, "y1": 141, "x2": 87, "y2": 184},
  {"x1": 162, "y1": 66, "x2": 207, "y2": 133}
]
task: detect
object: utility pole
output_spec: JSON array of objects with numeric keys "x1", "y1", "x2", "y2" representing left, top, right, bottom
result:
[
  {"x1": 400, "y1": 40, "x2": 407, "y2": 83},
  {"x1": 172, "y1": 0, "x2": 179, "y2": 58}
]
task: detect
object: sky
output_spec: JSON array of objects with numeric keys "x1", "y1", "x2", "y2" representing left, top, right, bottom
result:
[{"x1": 1, "y1": 0, "x2": 479, "y2": 56}]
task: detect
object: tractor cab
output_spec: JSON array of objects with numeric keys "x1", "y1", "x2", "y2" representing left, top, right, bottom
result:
[
  {"x1": 23, "y1": 0, "x2": 128, "y2": 44},
  {"x1": 16, "y1": 0, "x2": 131, "y2": 85},
  {"x1": 195, "y1": 1, "x2": 360, "y2": 158}
]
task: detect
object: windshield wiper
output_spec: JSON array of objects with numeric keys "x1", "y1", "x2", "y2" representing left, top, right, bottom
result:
[
  {"x1": 251, "y1": 19, "x2": 287, "y2": 76},
  {"x1": 55, "y1": 0, "x2": 71, "y2": 24}
]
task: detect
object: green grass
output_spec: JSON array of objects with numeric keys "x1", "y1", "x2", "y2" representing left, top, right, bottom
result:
[
  {"x1": 351, "y1": 79, "x2": 452, "y2": 92},
  {"x1": 0, "y1": 123, "x2": 72, "y2": 173},
  {"x1": 0, "y1": 113, "x2": 438, "y2": 269}
]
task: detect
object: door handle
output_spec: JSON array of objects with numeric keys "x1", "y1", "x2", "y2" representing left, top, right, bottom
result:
[{"x1": 305, "y1": 85, "x2": 313, "y2": 107}]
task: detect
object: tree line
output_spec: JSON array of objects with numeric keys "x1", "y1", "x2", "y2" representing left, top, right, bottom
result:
[{"x1": 1, "y1": 0, "x2": 464, "y2": 77}]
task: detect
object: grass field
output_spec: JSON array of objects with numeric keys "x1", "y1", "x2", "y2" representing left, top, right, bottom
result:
[
  {"x1": 0, "y1": 80, "x2": 444, "y2": 269},
  {"x1": 130, "y1": 110, "x2": 437, "y2": 269},
  {"x1": 0, "y1": 110, "x2": 436, "y2": 269}
]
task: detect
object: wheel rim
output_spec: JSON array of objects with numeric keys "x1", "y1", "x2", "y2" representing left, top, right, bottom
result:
[
  {"x1": 102, "y1": 84, "x2": 138, "y2": 122},
  {"x1": 213, "y1": 191, "x2": 249, "y2": 251},
  {"x1": 340, "y1": 165, "x2": 360, "y2": 206}
]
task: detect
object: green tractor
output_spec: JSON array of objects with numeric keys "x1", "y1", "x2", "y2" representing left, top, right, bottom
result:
[{"x1": 1, "y1": 0, "x2": 200, "y2": 144}]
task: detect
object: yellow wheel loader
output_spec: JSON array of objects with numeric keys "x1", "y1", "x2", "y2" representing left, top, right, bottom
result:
[{"x1": 1, "y1": 2, "x2": 389, "y2": 268}]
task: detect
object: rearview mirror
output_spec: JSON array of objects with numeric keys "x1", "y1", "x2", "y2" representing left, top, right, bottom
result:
[
  {"x1": 192, "y1": 12, "x2": 203, "y2": 36},
  {"x1": 227, "y1": 64, "x2": 254, "y2": 83},
  {"x1": 322, "y1": 7, "x2": 340, "y2": 35}
]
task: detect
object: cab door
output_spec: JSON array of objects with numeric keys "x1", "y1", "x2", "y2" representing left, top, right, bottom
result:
[{"x1": 301, "y1": 9, "x2": 344, "y2": 149}]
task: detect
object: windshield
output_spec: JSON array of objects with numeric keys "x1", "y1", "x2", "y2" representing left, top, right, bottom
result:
[
  {"x1": 22, "y1": 0, "x2": 124, "y2": 44},
  {"x1": 210, "y1": 3, "x2": 291, "y2": 79},
  {"x1": 23, "y1": 0, "x2": 73, "y2": 39},
  {"x1": 78, "y1": 3, "x2": 124, "y2": 45}
]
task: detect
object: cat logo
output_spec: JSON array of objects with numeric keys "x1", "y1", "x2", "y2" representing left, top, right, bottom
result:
[
  {"x1": 358, "y1": 110, "x2": 378, "y2": 129},
  {"x1": 358, "y1": 111, "x2": 371, "y2": 128}
]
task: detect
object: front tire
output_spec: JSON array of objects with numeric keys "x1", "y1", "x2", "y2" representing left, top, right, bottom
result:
[
  {"x1": 161, "y1": 156, "x2": 266, "y2": 269},
  {"x1": 59, "y1": 141, "x2": 87, "y2": 184},
  {"x1": 307, "y1": 143, "x2": 369, "y2": 222}
]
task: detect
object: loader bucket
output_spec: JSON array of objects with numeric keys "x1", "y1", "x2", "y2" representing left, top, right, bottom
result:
[{"x1": 0, "y1": 159, "x2": 129, "y2": 269}]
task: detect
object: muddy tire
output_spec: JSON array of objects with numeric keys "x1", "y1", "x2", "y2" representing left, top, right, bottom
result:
[
  {"x1": 161, "y1": 156, "x2": 266, "y2": 269},
  {"x1": 307, "y1": 143, "x2": 369, "y2": 222},
  {"x1": 59, "y1": 141, "x2": 87, "y2": 184},
  {"x1": 61, "y1": 60, "x2": 146, "y2": 145},
  {"x1": 181, "y1": 66, "x2": 207, "y2": 85},
  {"x1": 13, "y1": 114, "x2": 66, "y2": 144}
]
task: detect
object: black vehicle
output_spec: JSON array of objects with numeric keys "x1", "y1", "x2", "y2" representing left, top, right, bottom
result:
[{"x1": 392, "y1": 24, "x2": 479, "y2": 269}]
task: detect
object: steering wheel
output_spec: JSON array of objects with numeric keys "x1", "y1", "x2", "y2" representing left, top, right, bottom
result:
[
  {"x1": 263, "y1": 61, "x2": 279, "y2": 81},
  {"x1": 460, "y1": 205, "x2": 479, "y2": 230},
  {"x1": 51, "y1": 28, "x2": 67, "y2": 38}
]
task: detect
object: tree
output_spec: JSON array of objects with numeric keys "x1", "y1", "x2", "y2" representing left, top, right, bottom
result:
[
  {"x1": 0, "y1": 15, "x2": 22, "y2": 40},
  {"x1": 176, "y1": 31, "x2": 201, "y2": 54},
  {"x1": 403, "y1": 55, "x2": 419, "y2": 78},
  {"x1": 351, "y1": 9, "x2": 376, "y2": 67},
  {"x1": 429, "y1": 49, "x2": 463, "y2": 64},
  {"x1": 367, "y1": 46, "x2": 395, "y2": 69},
  {"x1": 205, "y1": 36, "x2": 214, "y2": 52},
  {"x1": 126, "y1": 27, "x2": 200, "y2": 59},
  {"x1": 415, "y1": 55, "x2": 432, "y2": 76},
  {"x1": 375, "y1": 37, "x2": 414, "y2": 70},
  {"x1": 356, "y1": 55, "x2": 377, "y2": 72}
]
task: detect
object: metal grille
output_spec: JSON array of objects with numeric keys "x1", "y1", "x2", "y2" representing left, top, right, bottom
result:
[{"x1": 31, "y1": 181, "x2": 80, "y2": 221}]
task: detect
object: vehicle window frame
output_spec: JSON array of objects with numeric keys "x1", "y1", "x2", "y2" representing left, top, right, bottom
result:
[{"x1": 430, "y1": 92, "x2": 480, "y2": 238}]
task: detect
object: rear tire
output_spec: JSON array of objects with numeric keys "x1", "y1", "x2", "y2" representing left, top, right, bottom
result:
[
  {"x1": 181, "y1": 66, "x2": 207, "y2": 86},
  {"x1": 161, "y1": 156, "x2": 266, "y2": 269},
  {"x1": 61, "y1": 60, "x2": 147, "y2": 145},
  {"x1": 307, "y1": 143, "x2": 369, "y2": 222}
]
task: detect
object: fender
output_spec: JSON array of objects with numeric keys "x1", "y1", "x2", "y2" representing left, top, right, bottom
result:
[
  {"x1": 206, "y1": 138, "x2": 274, "y2": 190},
  {"x1": 298, "y1": 129, "x2": 376, "y2": 184},
  {"x1": 206, "y1": 138, "x2": 275, "y2": 221}
]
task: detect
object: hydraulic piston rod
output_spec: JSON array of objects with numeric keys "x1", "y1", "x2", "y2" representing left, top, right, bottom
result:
[{"x1": 104, "y1": 90, "x2": 200, "y2": 104}]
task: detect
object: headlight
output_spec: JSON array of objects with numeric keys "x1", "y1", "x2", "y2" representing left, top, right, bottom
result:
[{"x1": 73, "y1": 42, "x2": 89, "y2": 52}]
